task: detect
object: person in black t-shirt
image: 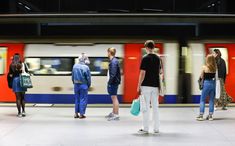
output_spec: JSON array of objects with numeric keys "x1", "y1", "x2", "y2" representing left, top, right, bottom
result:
[{"x1": 137, "y1": 40, "x2": 161, "y2": 134}]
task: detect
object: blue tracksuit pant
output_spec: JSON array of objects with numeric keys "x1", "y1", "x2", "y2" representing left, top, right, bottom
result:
[{"x1": 74, "y1": 83, "x2": 88, "y2": 115}]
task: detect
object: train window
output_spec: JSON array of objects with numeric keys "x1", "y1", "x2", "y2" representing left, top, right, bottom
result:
[
  {"x1": 25, "y1": 57, "x2": 73, "y2": 75},
  {"x1": 209, "y1": 47, "x2": 229, "y2": 74},
  {"x1": 74, "y1": 57, "x2": 123, "y2": 76},
  {"x1": 0, "y1": 47, "x2": 7, "y2": 75}
]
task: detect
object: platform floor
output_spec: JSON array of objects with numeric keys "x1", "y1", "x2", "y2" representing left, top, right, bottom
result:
[{"x1": 0, "y1": 106, "x2": 235, "y2": 146}]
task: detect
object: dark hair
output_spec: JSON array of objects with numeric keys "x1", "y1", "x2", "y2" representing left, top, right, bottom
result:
[
  {"x1": 16, "y1": 63, "x2": 22, "y2": 71},
  {"x1": 144, "y1": 40, "x2": 155, "y2": 49},
  {"x1": 214, "y1": 49, "x2": 222, "y2": 57},
  {"x1": 12, "y1": 53, "x2": 21, "y2": 64}
]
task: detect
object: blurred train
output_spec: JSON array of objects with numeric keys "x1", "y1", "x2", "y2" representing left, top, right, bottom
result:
[{"x1": 0, "y1": 41, "x2": 234, "y2": 104}]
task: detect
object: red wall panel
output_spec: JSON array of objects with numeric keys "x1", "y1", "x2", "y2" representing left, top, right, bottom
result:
[
  {"x1": 0, "y1": 43, "x2": 24, "y2": 102},
  {"x1": 205, "y1": 44, "x2": 235, "y2": 102}
]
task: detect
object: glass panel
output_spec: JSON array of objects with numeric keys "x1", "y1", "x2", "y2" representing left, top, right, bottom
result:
[
  {"x1": 0, "y1": 47, "x2": 7, "y2": 75},
  {"x1": 209, "y1": 47, "x2": 229, "y2": 74},
  {"x1": 25, "y1": 57, "x2": 73, "y2": 75}
]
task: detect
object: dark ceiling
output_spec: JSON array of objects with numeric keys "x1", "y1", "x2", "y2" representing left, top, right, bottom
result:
[{"x1": 0, "y1": 0, "x2": 233, "y2": 14}]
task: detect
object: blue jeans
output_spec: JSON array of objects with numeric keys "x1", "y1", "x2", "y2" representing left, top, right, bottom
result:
[
  {"x1": 199, "y1": 80, "x2": 215, "y2": 115},
  {"x1": 74, "y1": 83, "x2": 88, "y2": 115}
]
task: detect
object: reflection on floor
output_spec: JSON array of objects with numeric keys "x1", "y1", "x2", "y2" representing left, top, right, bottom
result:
[{"x1": 0, "y1": 107, "x2": 235, "y2": 146}]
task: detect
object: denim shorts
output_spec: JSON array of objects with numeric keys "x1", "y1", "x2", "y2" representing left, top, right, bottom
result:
[{"x1": 107, "y1": 84, "x2": 119, "y2": 96}]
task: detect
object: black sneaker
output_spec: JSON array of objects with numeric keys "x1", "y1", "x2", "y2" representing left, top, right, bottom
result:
[
  {"x1": 22, "y1": 112, "x2": 26, "y2": 117},
  {"x1": 207, "y1": 115, "x2": 213, "y2": 121},
  {"x1": 17, "y1": 113, "x2": 22, "y2": 118},
  {"x1": 74, "y1": 113, "x2": 79, "y2": 118}
]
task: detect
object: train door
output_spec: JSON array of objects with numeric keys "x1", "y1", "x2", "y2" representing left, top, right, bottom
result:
[
  {"x1": 189, "y1": 43, "x2": 206, "y2": 103},
  {"x1": 123, "y1": 43, "x2": 164, "y2": 103},
  {"x1": 205, "y1": 44, "x2": 235, "y2": 102},
  {"x1": 0, "y1": 44, "x2": 25, "y2": 102}
]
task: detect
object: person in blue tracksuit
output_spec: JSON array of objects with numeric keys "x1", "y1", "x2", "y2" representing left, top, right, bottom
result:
[{"x1": 72, "y1": 53, "x2": 91, "y2": 119}]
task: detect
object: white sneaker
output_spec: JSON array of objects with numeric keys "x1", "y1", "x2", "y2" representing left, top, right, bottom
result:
[
  {"x1": 214, "y1": 106, "x2": 217, "y2": 111},
  {"x1": 107, "y1": 115, "x2": 120, "y2": 121},
  {"x1": 138, "y1": 129, "x2": 148, "y2": 134},
  {"x1": 105, "y1": 112, "x2": 114, "y2": 118}
]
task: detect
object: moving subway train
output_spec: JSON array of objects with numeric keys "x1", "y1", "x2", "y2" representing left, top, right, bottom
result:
[{"x1": 0, "y1": 42, "x2": 234, "y2": 104}]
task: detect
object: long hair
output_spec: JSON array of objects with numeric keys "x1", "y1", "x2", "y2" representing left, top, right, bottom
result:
[
  {"x1": 206, "y1": 54, "x2": 217, "y2": 72},
  {"x1": 11, "y1": 53, "x2": 22, "y2": 72}
]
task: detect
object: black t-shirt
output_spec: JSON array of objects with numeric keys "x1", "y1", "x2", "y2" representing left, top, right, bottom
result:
[{"x1": 140, "y1": 53, "x2": 160, "y2": 87}]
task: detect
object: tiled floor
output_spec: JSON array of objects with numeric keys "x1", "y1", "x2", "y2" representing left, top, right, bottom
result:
[{"x1": 0, "y1": 106, "x2": 235, "y2": 146}]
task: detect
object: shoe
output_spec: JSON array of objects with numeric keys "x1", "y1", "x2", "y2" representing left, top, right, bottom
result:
[
  {"x1": 207, "y1": 115, "x2": 213, "y2": 121},
  {"x1": 17, "y1": 113, "x2": 22, "y2": 118},
  {"x1": 214, "y1": 106, "x2": 217, "y2": 111},
  {"x1": 222, "y1": 106, "x2": 228, "y2": 110},
  {"x1": 196, "y1": 115, "x2": 204, "y2": 121},
  {"x1": 153, "y1": 130, "x2": 160, "y2": 134},
  {"x1": 22, "y1": 112, "x2": 26, "y2": 117},
  {"x1": 105, "y1": 112, "x2": 114, "y2": 118},
  {"x1": 138, "y1": 129, "x2": 148, "y2": 134},
  {"x1": 74, "y1": 113, "x2": 79, "y2": 119},
  {"x1": 79, "y1": 115, "x2": 86, "y2": 119},
  {"x1": 107, "y1": 115, "x2": 120, "y2": 121}
]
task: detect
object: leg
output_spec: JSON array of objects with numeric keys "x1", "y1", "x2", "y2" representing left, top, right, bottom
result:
[
  {"x1": 199, "y1": 92, "x2": 206, "y2": 115},
  {"x1": 74, "y1": 84, "x2": 80, "y2": 115},
  {"x1": 21, "y1": 92, "x2": 26, "y2": 113},
  {"x1": 141, "y1": 87, "x2": 151, "y2": 132},
  {"x1": 111, "y1": 95, "x2": 119, "y2": 115},
  {"x1": 15, "y1": 92, "x2": 22, "y2": 114},
  {"x1": 150, "y1": 87, "x2": 160, "y2": 132},
  {"x1": 199, "y1": 83, "x2": 209, "y2": 115},
  {"x1": 79, "y1": 88, "x2": 88, "y2": 116},
  {"x1": 209, "y1": 89, "x2": 215, "y2": 115},
  {"x1": 220, "y1": 79, "x2": 231, "y2": 109}
]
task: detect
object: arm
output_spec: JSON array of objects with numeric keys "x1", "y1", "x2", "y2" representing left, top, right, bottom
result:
[
  {"x1": 71, "y1": 68, "x2": 74, "y2": 84},
  {"x1": 222, "y1": 60, "x2": 227, "y2": 82},
  {"x1": 137, "y1": 70, "x2": 146, "y2": 93},
  {"x1": 24, "y1": 63, "x2": 29, "y2": 73},
  {"x1": 108, "y1": 61, "x2": 118, "y2": 85},
  {"x1": 200, "y1": 66, "x2": 205, "y2": 79},
  {"x1": 160, "y1": 58, "x2": 163, "y2": 74},
  {"x1": 9, "y1": 64, "x2": 14, "y2": 77},
  {"x1": 86, "y1": 67, "x2": 91, "y2": 88}
]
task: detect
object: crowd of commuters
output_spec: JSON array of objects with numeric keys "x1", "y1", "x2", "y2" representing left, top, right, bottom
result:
[{"x1": 7, "y1": 40, "x2": 232, "y2": 135}]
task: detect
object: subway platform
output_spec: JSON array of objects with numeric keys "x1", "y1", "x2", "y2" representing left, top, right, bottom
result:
[{"x1": 0, "y1": 105, "x2": 235, "y2": 146}]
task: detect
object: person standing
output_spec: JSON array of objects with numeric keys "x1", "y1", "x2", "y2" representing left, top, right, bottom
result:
[
  {"x1": 197, "y1": 54, "x2": 216, "y2": 121},
  {"x1": 72, "y1": 53, "x2": 91, "y2": 119},
  {"x1": 137, "y1": 40, "x2": 161, "y2": 134},
  {"x1": 213, "y1": 49, "x2": 232, "y2": 110},
  {"x1": 105, "y1": 47, "x2": 121, "y2": 121},
  {"x1": 8, "y1": 53, "x2": 28, "y2": 117}
]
